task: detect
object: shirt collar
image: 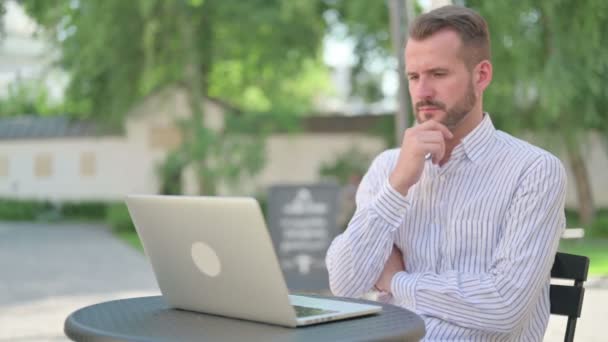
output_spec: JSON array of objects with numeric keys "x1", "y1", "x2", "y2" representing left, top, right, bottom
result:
[{"x1": 460, "y1": 113, "x2": 496, "y2": 163}]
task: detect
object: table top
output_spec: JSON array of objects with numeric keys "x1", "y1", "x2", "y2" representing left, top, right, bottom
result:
[{"x1": 65, "y1": 295, "x2": 425, "y2": 342}]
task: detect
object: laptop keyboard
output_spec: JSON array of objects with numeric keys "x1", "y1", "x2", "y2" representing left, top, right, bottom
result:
[{"x1": 293, "y1": 305, "x2": 338, "y2": 318}]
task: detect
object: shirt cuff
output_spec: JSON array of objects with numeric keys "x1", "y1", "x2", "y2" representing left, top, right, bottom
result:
[
  {"x1": 371, "y1": 179, "x2": 411, "y2": 228},
  {"x1": 391, "y1": 271, "x2": 420, "y2": 310}
]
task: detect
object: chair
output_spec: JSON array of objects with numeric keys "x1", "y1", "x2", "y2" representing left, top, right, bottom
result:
[{"x1": 550, "y1": 252, "x2": 590, "y2": 342}]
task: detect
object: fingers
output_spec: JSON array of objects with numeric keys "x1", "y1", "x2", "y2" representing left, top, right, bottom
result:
[
  {"x1": 417, "y1": 120, "x2": 453, "y2": 140},
  {"x1": 393, "y1": 120, "x2": 452, "y2": 191},
  {"x1": 416, "y1": 131, "x2": 444, "y2": 144},
  {"x1": 416, "y1": 131, "x2": 445, "y2": 164}
]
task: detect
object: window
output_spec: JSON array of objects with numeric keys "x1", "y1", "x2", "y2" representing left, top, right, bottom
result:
[
  {"x1": 34, "y1": 153, "x2": 53, "y2": 178},
  {"x1": 148, "y1": 125, "x2": 182, "y2": 149},
  {"x1": 0, "y1": 155, "x2": 7, "y2": 177},
  {"x1": 80, "y1": 152, "x2": 96, "y2": 177}
]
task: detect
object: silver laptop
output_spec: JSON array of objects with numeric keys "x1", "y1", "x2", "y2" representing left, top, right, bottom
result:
[{"x1": 125, "y1": 194, "x2": 381, "y2": 327}]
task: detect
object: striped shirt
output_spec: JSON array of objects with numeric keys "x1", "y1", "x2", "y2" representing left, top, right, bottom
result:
[{"x1": 326, "y1": 114, "x2": 566, "y2": 341}]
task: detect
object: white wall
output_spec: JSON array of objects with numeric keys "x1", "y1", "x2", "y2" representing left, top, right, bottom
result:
[
  {"x1": 257, "y1": 133, "x2": 384, "y2": 186},
  {"x1": 1, "y1": 130, "x2": 607, "y2": 208},
  {"x1": 1, "y1": 93, "x2": 606, "y2": 209},
  {"x1": 562, "y1": 133, "x2": 608, "y2": 209},
  {"x1": 0, "y1": 137, "x2": 160, "y2": 201},
  {"x1": 217, "y1": 133, "x2": 386, "y2": 195}
]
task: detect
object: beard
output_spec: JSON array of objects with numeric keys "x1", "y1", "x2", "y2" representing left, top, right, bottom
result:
[{"x1": 414, "y1": 81, "x2": 477, "y2": 131}]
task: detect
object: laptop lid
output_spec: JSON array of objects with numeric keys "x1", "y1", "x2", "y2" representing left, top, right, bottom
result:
[{"x1": 125, "y1": 195, "x2": 299, "y2": 327}]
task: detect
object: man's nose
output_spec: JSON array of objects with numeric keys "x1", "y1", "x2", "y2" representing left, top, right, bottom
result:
[{"x1": 414, "y1": 78, "x2": 435, "y2": 99}]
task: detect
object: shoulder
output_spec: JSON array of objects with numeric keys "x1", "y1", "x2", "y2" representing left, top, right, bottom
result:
[
  {"x1": 358, "y1": 148, "x2": 400, "y2": 184},
  {"x1": 494, "y1": 130, "x2": 566, "y2": 181},
  {"x1": 374, "y1": 148, "x2": 400, "y2": 164},
  {"x1": 370, "y1": 148, "x2": 400, "y2": 172}
]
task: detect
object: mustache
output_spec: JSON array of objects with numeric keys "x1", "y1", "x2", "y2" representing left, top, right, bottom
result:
[{"x1": 415, "y1": 100, "x2": 446, "y2": 111}]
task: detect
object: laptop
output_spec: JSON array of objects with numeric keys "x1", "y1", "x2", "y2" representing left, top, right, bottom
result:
[{"x1": 125, "y1": 194, "x2": 382, "y2": 327}]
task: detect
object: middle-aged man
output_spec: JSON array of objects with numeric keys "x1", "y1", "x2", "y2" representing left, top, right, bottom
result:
[{"x1": 326, "y1": 5, "x2": 566, "y2": 341}]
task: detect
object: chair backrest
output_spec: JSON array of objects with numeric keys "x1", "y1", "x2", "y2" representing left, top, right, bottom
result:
[{"x1": 550, "y1": 252, "x2": 590, "y2": 342}]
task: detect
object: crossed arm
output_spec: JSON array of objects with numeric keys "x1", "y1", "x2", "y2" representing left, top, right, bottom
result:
[{"x1": 325, "y1": 152, "x2": 566, "y2": 333}]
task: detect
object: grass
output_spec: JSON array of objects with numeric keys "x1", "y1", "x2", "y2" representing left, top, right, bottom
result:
[
  {"x1": 116, "y1": 231, "x2": 143, "y2": 252},
  {"x1": 558, "y1": 238, "x2": 608, "y2": 276}
]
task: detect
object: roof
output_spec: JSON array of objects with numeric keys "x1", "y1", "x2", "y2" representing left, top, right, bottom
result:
[
  {"x1": 302, "y1": 114, "x2": 392, "y2": 133},
  {"x1": 0, "y1": 113, "x2": 393, "y2": 141},
  {"x1": 0, "y1": 115, "x2": 112, "y2": 140}
]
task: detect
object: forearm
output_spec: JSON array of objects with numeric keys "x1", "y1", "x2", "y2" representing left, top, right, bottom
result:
[
  {"x1": 389, "y1": 154, "x2": 567, "y2": 333},
  {"x1": 391, "y1": 219, "x2": 563, "y2": 333},
  {"x1": 390, "y1": 270, "x2": 543, "y2": 333},
  {"x1": 326, "y1": 181, "x2": 409, "y2": 298}
]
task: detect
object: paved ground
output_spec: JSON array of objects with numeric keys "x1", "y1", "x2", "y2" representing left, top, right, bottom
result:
[
  {"x1": 543, "y1": 276, "x2": 607, "y2": 342},
  {"x1": 0, "y1": 221, "x2": 605, "y2": 341},
  {"x1": 0, "y1": 222, "x2": 159, "y2": 341}
]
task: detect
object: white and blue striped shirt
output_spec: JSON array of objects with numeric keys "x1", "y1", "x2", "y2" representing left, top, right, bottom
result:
[{"x1": 326, "y1": 114, "x2": 566, "y2": 341}]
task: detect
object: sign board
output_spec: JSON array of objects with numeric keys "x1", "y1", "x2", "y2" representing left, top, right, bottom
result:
[{"x1": 267, "y1": 184, "x2": 341, "y2": 291}]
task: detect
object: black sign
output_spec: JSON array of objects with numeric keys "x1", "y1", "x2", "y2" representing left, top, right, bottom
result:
[{"x1": 267, "y1": 184, "x2": 341, "y2": 291}]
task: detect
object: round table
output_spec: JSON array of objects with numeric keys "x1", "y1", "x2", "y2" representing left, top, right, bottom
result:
[{"x1": 65, "y1": 295, "x2": 425, "y2": 341}]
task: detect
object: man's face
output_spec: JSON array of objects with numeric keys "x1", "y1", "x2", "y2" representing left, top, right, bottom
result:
[{"x1": 405, "y1": 30, "x2": 478, "y2": 130}]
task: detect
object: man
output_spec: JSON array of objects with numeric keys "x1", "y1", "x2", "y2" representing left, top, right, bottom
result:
[{"x1": 326, "y1": 5, "x2": 566, "y2": 341}]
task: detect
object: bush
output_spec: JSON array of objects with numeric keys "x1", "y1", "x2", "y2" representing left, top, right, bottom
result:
[
  {"x1": 256, "y1": 193, "x2": 268, "y2": 218},
  {"x1": 565, "y1": 209, "x2": 581, "y2": 228},
  {"x1": 565, "y1": 208, "x2": 608, "y2": 238},
  {"x1": 0, "y1": 198, "x2": 54, "y2": 221},
  {"x1": 106, "y1": 203, "x2": 136, "y2": 234},
  {"x1": 319, "y1": 146, "x2": 372, "y2": 185},
  {"x1": 589, "y1": 215, "x2": 608, "y2": 238},
  {"x1": 59, "y1": 201, "x2": 108, "y2": 220}
]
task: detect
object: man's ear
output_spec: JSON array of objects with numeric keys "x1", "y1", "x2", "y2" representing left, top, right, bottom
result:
[{"x1": 475, "y1": 60, "x2": 493, "y2": 92}]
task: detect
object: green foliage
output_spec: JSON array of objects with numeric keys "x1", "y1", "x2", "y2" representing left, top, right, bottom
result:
[
  {"x1": 0, "y1": 199, "x2": 115, "y2": 221},
  {"x1": 0, "y1": 0, "x2": 5, "y2": 28},
  {"x1": 22, "y1": 0, "x2": 335, "y2": 194},
  {"x1": 324, "y1": 1, "x2": 423, "y2": 101},
  {"x1": 466, "y1": 0, "x2": 608, "y2": 224},
  {"x1": 0, "y1": 82, "x2": 65, "y2": 117},
  {"x1": 22, "y1": 0, "x2": 332, "y2": 124},
  {"x1": 115, "y1": 230, "x2": 144, "y2": 251},
  {"x1": 254, "y1": 192, "x2": 268, "y2": 219},
  {"x1": 106, "y1": 203, "x2": 136, "y2": 234},
  {"x1": 319, "y1": 146, "x2": 372, "y2": 185},
  {"x1": 158, "y1": 150, "x2": 187, "y2": 195},
  {"x1": 589, "y1": 215, "x2": 608, "y2": 238},
  {"x1": 565, "y1": 208, "x2": 581, "y2": 228},
  {"x1": 559, "y1": 238, "x2": 608, "y2": 276},
  {"x1": 0, "y1": 198, "x2": 54, "y2": 221},
  {"x1": 59, "y1": 201, "x2": 108, "y2": 220},
  {"x1": 465, "y1": 0, "x2": 608, "y2": 136},
  {"x1": 565, "y1": 208, "x2": 608, "y2": 238},
  {"x1": 369, "y1": 114, "x2": 397, "y2": 147},
  {"x1": 157, "y1": 108, "x2": 303, "y2": 195}
]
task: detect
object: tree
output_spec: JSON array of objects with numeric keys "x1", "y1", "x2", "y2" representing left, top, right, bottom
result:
[
  {"x1": 0, "y1": 81, "x2": 65, "y2": 116},
  {"x1": 466, "y1": 0, "x2": 608, "y2": 226},
  {"x1": 22, "y1": 0, "x2": 332, "y2": 194},
  {"x1": 325, "y1": 1, "x2": 392, "y2": 102},
  {"x1": 331, "y1": 0, "x2": 608, "y2": 226},
  {"x1": 0, "y1": 1, "x2": 6, "y2": 27}
]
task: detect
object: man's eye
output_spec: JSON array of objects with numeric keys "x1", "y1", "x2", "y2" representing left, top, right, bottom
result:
[
  {"x1": 433, "y1": 72, "x2": 446, "y2": 77},
  {"x1": 408, "y1": 75, "x2": 419, "y2": 81}
]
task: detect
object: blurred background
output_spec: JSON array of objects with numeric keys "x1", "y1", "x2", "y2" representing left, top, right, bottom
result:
[{"x1": 0, "y1": 0, "x2": 606, "y2": 341}]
